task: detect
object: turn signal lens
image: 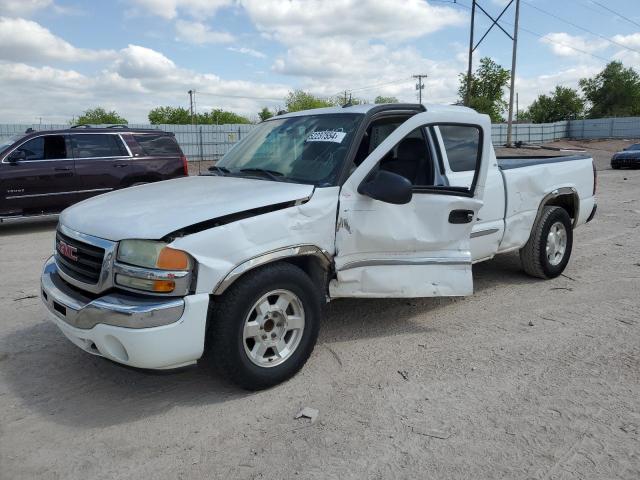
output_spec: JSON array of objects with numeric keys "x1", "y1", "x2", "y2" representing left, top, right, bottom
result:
[
  {"x1": 115, "y1": 274, "x2": 176, "y2": 293},
  {"x1": 157, "y1": 247, "x2": 190, "y2": 270},
  {"x1": 152, "y1": 279, "x2": 176, "y2": 292}
]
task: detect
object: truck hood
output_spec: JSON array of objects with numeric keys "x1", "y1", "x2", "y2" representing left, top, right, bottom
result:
[{"x1": 60, "y1": 175, "x2": 315, "y2": 241}]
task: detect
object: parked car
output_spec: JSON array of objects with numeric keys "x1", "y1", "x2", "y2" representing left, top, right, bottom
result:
[
  {"x1": 0, "y1": 126, "x2": 188, "y2": 221},
  {"x1": 40, "y1": 104, "x2": 597, "y2": 390},
  {"x1": 611, "y1": 143, "x2": 640, "y2": 169}
]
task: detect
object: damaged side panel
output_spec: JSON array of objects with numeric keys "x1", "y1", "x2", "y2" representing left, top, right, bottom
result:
[
  {"x1": 331, "y1": 194, "x2": 480, "y2": 298},
  {"x1": 330, "y1": 263, "x2": 472, "y2": 298},
  {"x1": 170, "y1": 187, "x2": 340, "y2": 295},
  {"x1": 497, "y1": 160, "x2": 592, "y2": 252}
]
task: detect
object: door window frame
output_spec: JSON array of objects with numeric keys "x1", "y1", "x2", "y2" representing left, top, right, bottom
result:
[
  {"x1": 359, "y1": 121, "x2": 484, "y2": 198},
  {"x1": 70, "y1": 132, "x2": 132, "y2": 160},
  {"x1": 1, "y1": 133, "x2": 72, "y2": 164}
]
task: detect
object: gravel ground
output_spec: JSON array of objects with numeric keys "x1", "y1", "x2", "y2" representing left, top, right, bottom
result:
[{"x1": 1, "y1": 140, "x2": 639, "y2": 479}]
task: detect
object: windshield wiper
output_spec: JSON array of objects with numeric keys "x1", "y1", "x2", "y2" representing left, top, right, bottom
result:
[
  {"x1": 208, "y1": 165, "x2": 230, "y2": 176},
  {"x1": 238, "y1": 168, "x2": 285, "y2": 182}
]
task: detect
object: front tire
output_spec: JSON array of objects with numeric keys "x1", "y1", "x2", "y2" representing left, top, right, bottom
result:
[
  {"x1": 206, "y1": 262, "x2": 322, "y2": 390},
  {"x1": 520, "y1": 206, "x2": 573, "y2": 279}
]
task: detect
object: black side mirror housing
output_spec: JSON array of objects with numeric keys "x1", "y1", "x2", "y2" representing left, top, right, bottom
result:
[
  {"x1": 7, "y1": 150, "x2": 26, "y2": 163},
  {"x1": 358, "y1": 169, "x2": 413, "y2": 205}
]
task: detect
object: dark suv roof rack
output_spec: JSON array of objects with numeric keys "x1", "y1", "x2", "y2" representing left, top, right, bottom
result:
[
  {"x1": 107, "y1": 125, "x2": 128, "y2": 129},
  {"x1": 70, "y1": 124, "x2": 92, "y2": 129}
]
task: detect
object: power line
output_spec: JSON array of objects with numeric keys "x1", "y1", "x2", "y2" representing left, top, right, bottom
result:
[
  {"x1": 522, "y1": 0, "x2": 640, "y2": 56},
  {"x1": 455, "y1": 1, "x2": 611, "y2": 62},
  {"x1": 195, "y1": 91, "x2": 283, "y2": 102},
  {"x1": 588, "y1": 0, "x2": 640, "y2": 29},
  {"x1": 331, "y1": 77, "x2": 413, "y2": 99}
]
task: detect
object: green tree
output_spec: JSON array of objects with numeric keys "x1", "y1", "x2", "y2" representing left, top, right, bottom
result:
[
  {"x1": 284, "y1": 90, "x2": 336, "y2": 112},
  {"x1": 200, "y1": 109, "x2": 251, "y2": 124},
  {"x1": 148, "y1": 106, "x2": 251, "y2": 124},
  {"x1": 148, "y1": 106, "x2": 191, "y2": 124},
  {"x1": 523, "y1": 86, "x2": 584, "y2": 123},
  {"x1": 75, "y1": 107, "x2": 127, "y2": 125},
  {"x1": 458, "y1": 57, "x2": 511, "y2": 122},
  {"x1": 579, "y1": 61, "x2": 640, "y2": 118},
  {"x1": 374, "y1": 95, "x2": 399, "y2": 104},
  {"x1": 258, "y1": 107, "x2": 273, "y2": 121}
]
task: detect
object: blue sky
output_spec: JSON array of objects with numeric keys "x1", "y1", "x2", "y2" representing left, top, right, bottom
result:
[{"x1": 0, "y1": 0, "x2": 638, "y2": 123}]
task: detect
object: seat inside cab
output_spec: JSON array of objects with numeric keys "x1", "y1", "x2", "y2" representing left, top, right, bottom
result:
[{"x1": 352, "y1": 116, "x2": 447, "y2": 187}]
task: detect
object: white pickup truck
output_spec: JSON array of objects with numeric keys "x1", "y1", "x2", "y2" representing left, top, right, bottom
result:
[{"x1": 41, "y1": 104, "x2": 597, "y2": 389}]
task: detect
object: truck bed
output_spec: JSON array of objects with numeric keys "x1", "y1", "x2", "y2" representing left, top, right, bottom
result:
[
  {"x1": 497, "y1": 154, "x2": 591, "y2": 170},
  {"x1": 495, "y1": 154, "x2": 596, "y2": 254}
]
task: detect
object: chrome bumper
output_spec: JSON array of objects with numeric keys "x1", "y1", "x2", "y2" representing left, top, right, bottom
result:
[{"x1": 41, "y1": 256, "x2": 185, "y2": 329}]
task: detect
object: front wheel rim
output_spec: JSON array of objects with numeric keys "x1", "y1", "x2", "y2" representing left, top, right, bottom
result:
[
  {"x1": 242, "y1": 289, "x2": 305, "y2": 368},
  {"x1": 546, "y1": 221, "x2": 568, "y2": 266}
]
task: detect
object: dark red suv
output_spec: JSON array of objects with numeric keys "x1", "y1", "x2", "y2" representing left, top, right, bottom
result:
[{"x1": 0, "y1": 127, "x2": 188, "y2": 220}]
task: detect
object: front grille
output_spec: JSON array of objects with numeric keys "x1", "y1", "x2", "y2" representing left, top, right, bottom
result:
[{"x1": 55, "y1": 230, "x2": 105, "y2": 284}]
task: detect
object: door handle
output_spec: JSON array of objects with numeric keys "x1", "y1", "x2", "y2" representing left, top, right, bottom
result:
[
  {"x1": 449, "y1": 209, "x2": 475, "y2": 224},
  {"x1": 114, "y1": 163, "x2": 129, "y2": 168},
  {"x1": 54, "y1": 167, "x2": 72, "y2": 171}
]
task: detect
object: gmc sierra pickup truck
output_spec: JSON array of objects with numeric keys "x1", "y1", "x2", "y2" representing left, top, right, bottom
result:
[{"x1": 41, "y1": 104, "x2": 597, "y2": 389}]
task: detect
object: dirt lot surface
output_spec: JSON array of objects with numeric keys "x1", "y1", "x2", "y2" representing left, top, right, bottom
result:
[{"x1": 1, "y1": 140, "x2": 639, "y2": 479}]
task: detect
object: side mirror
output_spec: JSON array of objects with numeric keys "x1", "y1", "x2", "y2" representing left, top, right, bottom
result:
[
  {"x1": 358, "y1": 169, "x2": 413, "y2": 205},
  {"x1": 7, "y1": 150, "x2": 26, "y2": 163}
]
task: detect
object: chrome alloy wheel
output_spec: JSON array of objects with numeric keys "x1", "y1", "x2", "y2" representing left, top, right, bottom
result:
[
  {"x1": 242, "y1": 289, "x2": 305, "y2": 368},
  {"x1": 546, "y1": 221, "x2": 568, "y2": 266}
]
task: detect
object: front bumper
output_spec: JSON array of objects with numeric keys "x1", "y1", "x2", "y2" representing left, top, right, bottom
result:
[
  {"x1": 41, "y1": 256, "x2": 210, "y2": 369},
  {"x1": 611, "y1": 157, "x2": 640, "y2": 167}
]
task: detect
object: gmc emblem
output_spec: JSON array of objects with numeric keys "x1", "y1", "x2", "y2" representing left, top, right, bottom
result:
[{"x1": 57, "y1": 240, "x2": 78, "y2": 261}]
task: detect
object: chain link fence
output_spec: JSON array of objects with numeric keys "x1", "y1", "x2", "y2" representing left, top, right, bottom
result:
[
  {"x1": 0, "y1": 123, "x2": 253, "y2": 173},
  {"x1": 2, "y1": 116, "x2": 639, "y2": 166}
]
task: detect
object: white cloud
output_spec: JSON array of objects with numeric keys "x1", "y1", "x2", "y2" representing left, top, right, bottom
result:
[
  {"x1": 515, "y1": 64, "x2": 601, "y2": 107},
  {"x1": 0, "y1": 17, "x2": 115, "y2": 63},
  {"x1": 0, "y1": 0, "x2": 52, "y2": 16},
  {"x1": 611, "y1": 33, "x2": 640, "y2": 69},
  {"x1": 0, "y1": 43, "x2": 290, "y2": 123},
  {"x1": 612, "y1": 33, "x2": 640, "y2": 48},
  {"x1": 241, "y1": 0, "x2": 466, "y2": 43},
  {"x1": 227, "y1": 46, "x2": 266, "y2": 59},
  {"x1": 114, "y1": 45, "x2": 177, "y2": 78},
  {"x1": 238, "y1": 0, "x2": 467, "y2": 104},
  {"x1": 129, "y1": 0, "x2": 232, "y2": 19},
  {"x1": 540, "y1": 32, "x2": 608, "y2": 58},
  {"x1": 174, "y1": 19, "x2": 235, "y2": 44}
]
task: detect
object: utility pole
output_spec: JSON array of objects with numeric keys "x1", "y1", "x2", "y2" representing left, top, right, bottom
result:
[
  {"x1": 343, "y1": 90, "x2": 348, "y2": 105},
  {"x1": 466, "y1": 0, "x2": 476, "y2": 106},
  {"x1": 188, "y1": 89, "x2": 195, "y2": 124},
  {"x1": 413, "y1": 74, "x2": 428, "y2": 104},
  {"x1": 506, "y1": 0, "x2": 520, "y2": 147},
  {"x1": 464, "y1": 0, "x2": 519, "y2": 143}
]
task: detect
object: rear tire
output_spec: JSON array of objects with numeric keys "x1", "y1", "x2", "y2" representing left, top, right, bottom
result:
[
  {"x1": 205, "y1": 262, "x2": 322, "y2": 390},
  {"x1": 520, "y1": 206, "x2": 573, "y2": 279}
]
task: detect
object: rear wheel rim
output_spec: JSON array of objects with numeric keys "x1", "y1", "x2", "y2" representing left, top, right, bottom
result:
[
  {"x1": 242, "y1": 289, "x2": 305, "y2": 368},
  {"x1": 546, "y1": 221, "x2": 567, "y2": 266}
]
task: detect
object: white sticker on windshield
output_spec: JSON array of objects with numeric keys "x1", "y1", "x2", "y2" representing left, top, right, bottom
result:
[{"x1": 306, "y1": 130, "x2": 347, "y2": 143}]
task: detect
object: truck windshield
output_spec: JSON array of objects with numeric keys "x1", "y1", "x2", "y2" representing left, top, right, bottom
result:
[{"x1": 216, "y1": 113, "x2": 363, "y2": 186}]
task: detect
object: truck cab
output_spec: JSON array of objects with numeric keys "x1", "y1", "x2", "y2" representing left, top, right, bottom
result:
[{"x1": 40, "y1": 104, "x2": 597, "y2": 389}]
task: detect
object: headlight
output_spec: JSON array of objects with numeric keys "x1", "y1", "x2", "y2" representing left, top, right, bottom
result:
[
  {"x1": 117, "y1": 240, "x2": 191, "y2": 270},
  {"x1": 115, "y1": 240, "x2": 193, "y2": 294}
]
